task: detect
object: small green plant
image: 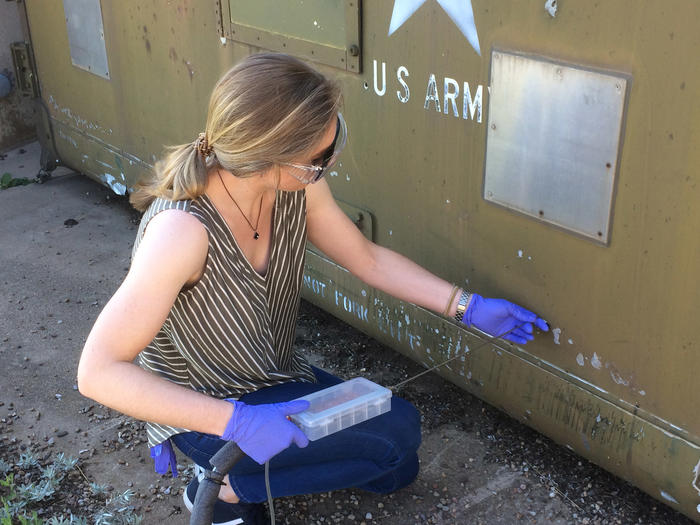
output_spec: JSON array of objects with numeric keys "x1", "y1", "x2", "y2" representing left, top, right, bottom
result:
[
  {"x1": 0, "y1": 172, "x2": 34, "y2": 190},
  {"x1": 0, "y1": 452, "x2": 143, "y2": 524}
]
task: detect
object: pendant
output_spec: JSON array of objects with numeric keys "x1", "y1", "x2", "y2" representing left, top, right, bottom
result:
[{"x1": 254, "y1": 232, "x2": 260, "y2": 240}]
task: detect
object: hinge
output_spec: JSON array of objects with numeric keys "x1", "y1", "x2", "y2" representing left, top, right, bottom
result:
[{"x1": 10, "y1": 41, "x2": 38, "y2": 98}]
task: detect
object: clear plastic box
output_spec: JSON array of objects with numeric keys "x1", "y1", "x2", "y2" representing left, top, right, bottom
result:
[{"x1": 289, "y1": 377, "x2": 392, "y2": 441}]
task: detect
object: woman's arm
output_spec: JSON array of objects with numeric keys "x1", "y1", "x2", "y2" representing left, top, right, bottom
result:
[
  {"x1": 306, "y1": 180, "x2": 460, "y2": 316},
  {"x1": 77, "y1": 210, "x2": 234, "y2": 435},
  {"x1": 306, "y1": 180, "x2": 547, "y2": 344}
]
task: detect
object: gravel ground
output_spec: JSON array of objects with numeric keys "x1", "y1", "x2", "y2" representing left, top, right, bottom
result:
[{"x1": 0, "y1": 143, "x2": 695, "y2": 524}]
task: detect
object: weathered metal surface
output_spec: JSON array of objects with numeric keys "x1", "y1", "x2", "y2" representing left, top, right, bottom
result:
[{"x1": 20, "y1": 0, "x2": 700, "y2": 520}]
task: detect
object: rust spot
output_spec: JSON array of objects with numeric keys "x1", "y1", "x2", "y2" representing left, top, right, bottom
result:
[
  {"x1": 169, "y1": 47, "x2": 178, "y2": 61},
  {"x1": 538, "y1": 210, "x2": 544, "y2": 216},
  {"x1": 153, "y1": 12, "x2": 157, "y2": 21},
  {"x1": 680, "y1": 81, "x2": 686, "y2": 90},
  {"x1": 606, "y1": 162, "x2": 611, "y2": 168},
  {"x1": 143, "y1": 25, "x2": 148, "y2": 33},
  {"x1": 145, "y1": 39, "x2": 151, "y2": 54}
]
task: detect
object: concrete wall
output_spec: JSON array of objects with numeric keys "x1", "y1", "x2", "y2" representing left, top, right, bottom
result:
[{"x1": 0, "y1": 1, "x2": 35, "y2": 152}]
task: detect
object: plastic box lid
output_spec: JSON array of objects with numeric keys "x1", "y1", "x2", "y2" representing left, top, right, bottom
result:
[{"x1": 289, "y1": 377, "x2": 392, "y2": 441}]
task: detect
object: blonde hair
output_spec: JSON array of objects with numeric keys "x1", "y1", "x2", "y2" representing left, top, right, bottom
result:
[{"x1": 130, "y1": 53, "x2": 342, "y2": 211}]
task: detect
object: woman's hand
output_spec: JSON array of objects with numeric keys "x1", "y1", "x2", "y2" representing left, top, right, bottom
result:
[
  {"x1": 462, "y1": 294, "x2": 549, "y2": 344},
  {"x1": 222, "y1": 400, "x2": 311, "y2": 464}
]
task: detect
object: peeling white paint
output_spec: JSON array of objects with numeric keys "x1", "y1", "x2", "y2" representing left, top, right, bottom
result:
[
  {"x1": 361, "y1": 289, "x2": 367, "y2": 297},
  {"x1": 576, "y1": 353, "x2": 585, "y2": 366},
  {"x1": 329, "y1": 170, "x2": 338, "y2": 177},
  {"x1": 101, "y1": 173, "x2": 126, "y2": 195},
  {"x1": 517, "y1": 249, "x2": 523, "y2": 258},
  {"x1": 545, "y1": 0, "x2": 558, "y2": 18},
  {"x1": 659, "y1": 490, "x2": 679, "y2": 504},
  {"x1": 552, "y1": 327, "x2": 561, "y2": 344},
  {"x1": 591, "y1": 352, "x2": 603, "y2": 369},
  {"x1": 610, "y1": 369, "x2": 630, "y2": 386},
  {"x1": 220, "y1": 36, "x2": 227, "y2": 45},
  {"x1": 567, "y1": 338, "x2": 574, "y2": 345},
  {"x1": 638, "y1": 390, "x2": 646, "y2": 396}
]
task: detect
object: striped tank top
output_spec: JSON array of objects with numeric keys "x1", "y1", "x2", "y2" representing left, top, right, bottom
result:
[{"x1": 132, "y1": 192, "x2": 316, "y2": 447}]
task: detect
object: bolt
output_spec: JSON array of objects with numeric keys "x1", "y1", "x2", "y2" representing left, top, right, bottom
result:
[{"x1": 349, "y1": 45, "x2": 360, "y2": 57}]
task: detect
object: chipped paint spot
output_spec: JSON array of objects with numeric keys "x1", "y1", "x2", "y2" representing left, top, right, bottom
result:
[
  {"x1": 101, "y1": 173, "x2": 126, "y2": 195},
  {"x1": 517, "y1": 249, "x2": 523, "y2": 258},
  {"x1": 552, "y1": 327, "x2": 561, "y2": 344},
  {"x1": 610, "y1": 368, "x2": 630, "y2": 386},
  {"x1": 220, "y1": 36, "x2": 227, "y2": 45},
  {"x1": 659, "y1": 490, "x2": 679, "y2": 504},
  {"x1": 591, "y1": 352, "x2": 603, "y2": 369},
  {"x1": 692, "y1": 458, "x2": 700, "y2": 497},
  {"x1": 545, "y1": 0, "x2": 558, "y2": 17},
  {"x1": 567, "y1": 338, "x2": 574, "y2": 345},
  {"x1": 576, "y1": 353, "x2": 585, "y2": 367},
  {"x1": 389, "y1": 230, "x2": 393, "y2": 236},
  {"x1": 638, "y1": 390, "x2": 646, "y2": 396},
  {"x1": 361, "y1": 289, "x2": 367, "y2": 297}
]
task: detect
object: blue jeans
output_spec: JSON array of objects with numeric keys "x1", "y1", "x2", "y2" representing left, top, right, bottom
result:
[{"x1": 172, "y1": 368, "x2": 421, "y2": 503}]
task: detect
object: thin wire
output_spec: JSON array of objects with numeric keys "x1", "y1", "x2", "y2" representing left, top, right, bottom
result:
[
  {"x1": 389, "y1": 324, "x2": 522, "y2": 391},
  {"x1": 265, "y1": 460, "x2": 275, "y2": 525}
]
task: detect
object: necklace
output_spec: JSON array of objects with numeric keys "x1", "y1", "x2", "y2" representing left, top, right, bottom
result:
[{"x1": 217, "y1": 169, "x2": 264, "y2": 240}]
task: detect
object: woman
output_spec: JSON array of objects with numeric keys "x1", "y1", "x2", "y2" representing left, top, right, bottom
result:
[{"x1": 77, "y1": 53, "x2": 547, "y2": 525}]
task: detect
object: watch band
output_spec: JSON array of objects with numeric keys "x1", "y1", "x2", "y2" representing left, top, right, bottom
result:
[{"x1": 454, "y1": 290, "x2": 472, "y2": 323}]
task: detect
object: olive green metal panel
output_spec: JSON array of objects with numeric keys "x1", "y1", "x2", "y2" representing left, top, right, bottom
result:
[
  {"x1": 221, "y1": 0, "x2": 361, "y2": 72},
  {"x1": 21, "y1": 0, "x2": 700, "y2": 520},
  {"x1": 303, "y1": 252, "x2": 700, "y2": 517}
]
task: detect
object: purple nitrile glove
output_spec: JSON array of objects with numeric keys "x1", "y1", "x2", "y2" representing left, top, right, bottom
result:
[
  {"x1": 462, "y1": 293, "x2": 549, "y2": 344},
  {"x1": 221, "y1": 399, "x2": 310, "y2": 464}
]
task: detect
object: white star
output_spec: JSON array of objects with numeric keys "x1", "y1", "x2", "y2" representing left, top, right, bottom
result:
[{"x1": 388, "y1": 0, "x2": 481, "y2": 56}]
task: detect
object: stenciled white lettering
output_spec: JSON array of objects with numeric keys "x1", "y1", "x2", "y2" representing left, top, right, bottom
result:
[
  {"x1": 334, "y1": 290, "x2": 369, "y2": 323},
  {"x1": 396, "y1": 66, "x2": 410, "y2": 103},
  {"x1": 373, "y1": 60, "x2": 387, "y2": 97},
  {"x1": 302, "y1": 275, "x2": 328, "y2": 298},
  {"x1": 424, "y1": 73, "x2": 441, "y2": 112},
  {"x1": 463, "y1": 82, "x2": 482, "y2": 122},
  {"x1": 369, "y1": 58, "x2": 486, "y2": 126},
  {"x1": 443, "y1": 77, "x2": 460, "y2": 117}
]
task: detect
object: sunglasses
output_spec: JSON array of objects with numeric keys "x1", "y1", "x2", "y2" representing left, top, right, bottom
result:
[{"x1": 280, "y1": 112, "x2": 347, "y2": 185}]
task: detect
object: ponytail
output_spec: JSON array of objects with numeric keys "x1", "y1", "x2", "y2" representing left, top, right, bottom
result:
[{"x1": 129, "y1": 141, "x2": 208, "y2": 212}]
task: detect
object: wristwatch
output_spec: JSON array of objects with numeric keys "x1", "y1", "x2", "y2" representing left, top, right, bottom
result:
[{"x1": 454, "y1": 290, "x2": 472, "y2": 323}]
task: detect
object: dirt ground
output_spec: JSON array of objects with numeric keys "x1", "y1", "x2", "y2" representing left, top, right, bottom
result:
[{"x1": 0, "y1": 142, "x2": 694, "y2": 524}]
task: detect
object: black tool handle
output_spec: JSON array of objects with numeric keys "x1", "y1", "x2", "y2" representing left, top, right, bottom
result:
[{"x1": 190, "y1": 442, "x2": 246, "y2": 525}]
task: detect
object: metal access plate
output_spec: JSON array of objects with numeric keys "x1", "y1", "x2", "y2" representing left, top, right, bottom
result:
[
  {"x1": 63, "y1": 0, "x2": 110, "y2": 79},
  {"x1": 484, "y1": 50, "x2": 629, "y2": 244}
]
